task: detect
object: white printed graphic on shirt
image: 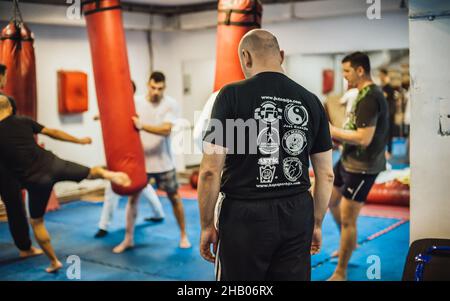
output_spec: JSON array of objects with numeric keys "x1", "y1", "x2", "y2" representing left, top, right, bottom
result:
[
  {"x1": 282, "y1": 129, "x2": 307, "y2": 156},
  {"x1": 257, "y1": 156, "x2": 278, "y2": 184},
  {"x1": 258, "y1": 164, "x2": 277, "y2": 184},
  {"x1": 257, "y1": 126, "x2": 280, "y2": 154},
  {"x1": 254, "y1": 101, "x2": 283, "y2": 124},
  {"x1": 284, "y1": 103, "x2": 309, "y2": 126},
  {"x1": 254, "y1": 97, "x2": 310, "y2": 188},
  {"x1": 283, "y1": 157, "x2": 303, "y2": 182},
  {"x1": 258, "y1": 157, "x2": 279, "y2": 165}
]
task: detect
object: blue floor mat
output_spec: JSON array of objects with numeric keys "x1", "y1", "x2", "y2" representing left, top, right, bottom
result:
[
  {"x1": 311, "y1": 214, "x2": 403, "y2": 267},
  {"x1": 312, "y1": 222, "x2": 409, "y2": 281},
  {"x1": 0, "y1": 197, "x2": 408, "y2": 281}
]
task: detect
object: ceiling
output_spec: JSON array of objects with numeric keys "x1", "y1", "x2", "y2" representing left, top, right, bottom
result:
[
  {"x1": 123, "y1": 0, "x2": 212, "y2": 4},
  {"x1": 11, "y1": 0, "x2": 317, "y2": 16}
]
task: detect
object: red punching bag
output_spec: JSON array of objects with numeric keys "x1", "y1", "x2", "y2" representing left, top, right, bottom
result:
[
  {"x1": 193, "y1": 1, "x2": 262, "y2": 150},
  {"x1": 82, "y1": 0, "x2": 147, "y2": 195},
  {"x1": 0, "y1": 3, "x2": 60, "y2": 212},
  {"x1": 214, "y1": 0, "x2": 262, "y2": 91},
  {"x1": 0, "y1": 21, "x2": 37, "y2": 119},
  {"x1": 322, "y1": 69, "x2": 334, "y2": 95},
  {"x1": 366, "y1": 180, "x2": 410, "y2": 207}
]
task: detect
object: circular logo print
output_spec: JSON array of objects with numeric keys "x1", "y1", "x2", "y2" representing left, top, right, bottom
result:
[
  {"x1": 282, "y1": 129, "x2": 307, "y2": 156},
  {"x1": 283, "y1": 157, "x2": 303, "y2": 182},
  {"x1": 257, "y1": 126, "x2": 280, "y2": 154},
  {"x1": 254, "y1": 101, "x2": 282, "y2": 124},
  {"x1": 284, "y1": 104, "x2": 308, "y2": 126}
]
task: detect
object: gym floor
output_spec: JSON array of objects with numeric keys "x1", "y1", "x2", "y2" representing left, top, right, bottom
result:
[
  {"x1": 0, "y1": 188, "x2": 409, "y2": 281},
  {"x1": 0, "y1": 144, "x2": 410, "y2": 281}
]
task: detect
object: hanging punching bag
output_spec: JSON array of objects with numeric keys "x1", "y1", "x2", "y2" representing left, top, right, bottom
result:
[
  {"x1": 0, "y1": 22, "x2": 37, "y2": 119},
  {"x1": 214, "y1": 0, "x2": 262, "y2": 91},
  {"x1": 0, "y1": 3, "x2": 60, "y2": 212},
  {"x1": 194, "y1": 0, "x2": 263, "y2": 150},
  {"x1": 82, "y1": 0, "x2": 147, "y2": 195}
]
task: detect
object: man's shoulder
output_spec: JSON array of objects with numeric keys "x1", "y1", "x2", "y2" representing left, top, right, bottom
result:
[
  {"x1": 371, "y1": 84, "x2": 385, "y2": 95},
  {"x1": 367, "y1": 85, "x2": 387, "y2": 105},
  {"x1": 2, "y1": 115, "x2": 29, "y2": 127}
]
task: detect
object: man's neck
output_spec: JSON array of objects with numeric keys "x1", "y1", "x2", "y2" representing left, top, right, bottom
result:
[
  {"x1": 147, "y1": 95, "x2": 162, "y2": 105},
  {"x1": 0, "y1": 112, "x2": 11, "y2": 122},
  {"x1": 252, "y1": 65, "x2": 284, "y2": 77},
  {"x1": 357, "y1": 77, "x2": 373, "y2": 91}
]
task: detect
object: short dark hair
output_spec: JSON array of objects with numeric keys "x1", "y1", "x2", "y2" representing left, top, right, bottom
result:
[
  {"x1": 342, "y1": 52, "x2": 371, "y2": 75},
  {"x1": 149, "y1": 71, "x2": 165, "y2": 83},
  {"x1": 131, "y1": 80, "x2": 136, "y2": 93},
  {"x1": 0, "y1": 64, "x2": 6, "y2": 76}
]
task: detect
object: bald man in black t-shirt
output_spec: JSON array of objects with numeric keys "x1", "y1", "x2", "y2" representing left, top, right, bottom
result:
[{"x1": 198, "y1": 30, "x2": 334, "y2": 281}]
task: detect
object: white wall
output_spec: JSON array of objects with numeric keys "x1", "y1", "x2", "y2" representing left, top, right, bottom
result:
[
  {"x1": 286, "y1": 54, "x2": 334, "y2": 101},
  {"x1": 0, "y1": 22, "x2": 151, "y2": 168},
  {"x1": 409, "y1": 0, "x2": 450, "y2": 242},
  {"x1": 156, "y1": 11, "x2": 409, "y2": 120},
  {"x1": 1, "y1": 6, "x2": 409, "y2": 171}
]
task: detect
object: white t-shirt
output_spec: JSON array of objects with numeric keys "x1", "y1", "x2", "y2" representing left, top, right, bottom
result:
[
  {"x1": 135, "y1": 95, "x2": 179, "y2": 173},
  {"x1": 193, "y1": 91, "x2": 219, "y2": 151}
]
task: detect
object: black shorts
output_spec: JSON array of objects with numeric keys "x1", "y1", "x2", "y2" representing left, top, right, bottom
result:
[
  {"x1": 24, "y1": 157, "x2": 90, "y2": 219},
  {"x1": 216, "y1": 192, "x2": 314, "y2": 281},
  {"x1": 147, "y1": 169, "x2": 179, "y2": 195},
  {"x1": 333, "y1": 160, "x2": 378, "y2": 203}
]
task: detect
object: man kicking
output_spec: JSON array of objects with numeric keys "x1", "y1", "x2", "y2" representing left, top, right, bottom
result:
[{"x1": 0, "y1": 95, "x2": 131, "y2": 273}]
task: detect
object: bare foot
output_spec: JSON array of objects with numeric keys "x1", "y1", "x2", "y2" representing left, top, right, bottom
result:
[
  {"x1": 19, "y1": 246, "x2": 44, "y2": 259},
  {"x1": 113, "y1": 240, "x2": 134, "y2": 253},
  {"x1": 327, "y1": 272, "x2": 347, "y2": 281},
  {"x1": 46, "y1": 260, "x2": 63, "y2": 273},
  {"x1": 179, "y1": 235, "x2": 192, "y2": 249},
  {"x1": 107, "y1": 171, "x2": 131, "y2": 187}
]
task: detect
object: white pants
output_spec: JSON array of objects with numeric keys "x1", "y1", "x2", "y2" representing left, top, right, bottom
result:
[{"x1": 98, "y1": 182, "x2": 165, "y2": 231}]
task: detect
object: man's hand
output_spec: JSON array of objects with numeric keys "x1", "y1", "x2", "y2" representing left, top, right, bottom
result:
[
  {"x1": 132, "y1": 116, "x2": 143, "y2": 131},
  {"x1": 200, "y1": 226, "x2": 219, "y2": 263},
  {"x1": 311, "y1": 226, "x2": 322, "y2": 255},
  {"x1": 78, "y1": 137, "x2": 92, "y2": 145}
]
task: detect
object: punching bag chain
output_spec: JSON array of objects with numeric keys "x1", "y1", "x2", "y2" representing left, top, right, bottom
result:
[{"x1": 11, "y1": 0, "x2": 24, "y2": 26}]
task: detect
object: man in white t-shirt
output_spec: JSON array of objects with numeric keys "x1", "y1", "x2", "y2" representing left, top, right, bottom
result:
[
  {"x1": 128, "y1": 71, "x2": 191, "y2": 250},
  {"x1": 94, "y1": 81, "x2": 165, "y2": 241}
]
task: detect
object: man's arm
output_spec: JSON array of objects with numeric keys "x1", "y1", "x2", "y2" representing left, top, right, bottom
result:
[
  {"x1": 40, "y1": 128, "x2": 91, "y2": 145},
  {"x1": 198, "y1": 142, "x2": 227, "y2": 262},
  {"x1": 310, "y1": 149, "x2": 334, "y2": 254},
  {"x1": 132, "y1": 116, "x2": 172, "y2": 137},
  {"x1": 330, "y1": 125, "x2": 375, "y2": 147}
]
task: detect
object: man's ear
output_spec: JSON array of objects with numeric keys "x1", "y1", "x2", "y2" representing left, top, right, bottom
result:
[
  {"x1": 356, "y1": 66, "x2": 365, "y2": 77},
  {"x1": 243, "y1": 49, "x2": 252, "y2": 68},
  {"x1": 280, "y1": 50, "x2": 285, "y2": 65}
]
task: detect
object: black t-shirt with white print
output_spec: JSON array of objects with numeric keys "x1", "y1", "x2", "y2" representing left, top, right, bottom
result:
[{"x1": 203, "y1": 72, "x2": 332, "y2": 200}]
